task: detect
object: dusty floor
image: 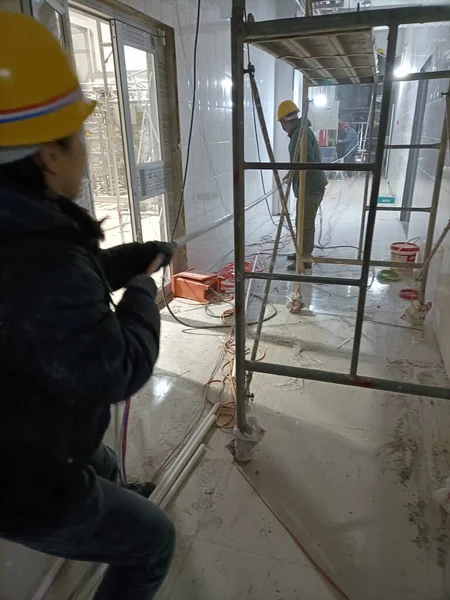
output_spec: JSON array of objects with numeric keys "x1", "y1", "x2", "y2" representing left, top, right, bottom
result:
[
  {"x1": 135, "y1": 176, "x2": 450, "y2": 600},
  {"x1": 23, "y1": 175, "x2": 450, "y2": 600}
]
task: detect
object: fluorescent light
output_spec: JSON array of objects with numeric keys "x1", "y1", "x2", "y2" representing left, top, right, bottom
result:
[
  {"x1": 314, "y1": 94, "x2": 327, "y2": 107},
  {"x1": 394, "y1": 63, "x2": 413, "y2": 78}
]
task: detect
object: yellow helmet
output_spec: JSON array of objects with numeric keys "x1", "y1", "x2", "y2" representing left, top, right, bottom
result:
[
  {"x1": 0, "y1": 11, "x2": 96, "y2": 147},
  {"x1": 277, "y1": 100, "x2": 300, "y2": 122}
]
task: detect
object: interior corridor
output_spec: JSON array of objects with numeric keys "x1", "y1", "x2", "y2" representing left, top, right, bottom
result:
[{"x1": 112, "y1": 176, "x2": 450, "y2": 599}]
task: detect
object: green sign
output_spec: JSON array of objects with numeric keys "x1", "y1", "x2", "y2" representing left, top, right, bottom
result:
[{"x1": 377, "y1": 195, "x2": 395, "y2": 204}]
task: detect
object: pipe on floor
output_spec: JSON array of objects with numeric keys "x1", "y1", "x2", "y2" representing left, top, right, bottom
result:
[
  {"x1": 159, "y1": 444, "x2": 206, "y2": 510},
  {"x1": 150, "y1": 403, "x2": 218, "y2": 505},
  {"x1": 30, "y1": 558, "x2": 65, "y2": 600}
]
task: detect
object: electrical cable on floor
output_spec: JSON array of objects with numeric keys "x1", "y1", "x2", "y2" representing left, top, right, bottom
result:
[{"x1": 235, "y1": 465, "x2": 352, "y2": 600}]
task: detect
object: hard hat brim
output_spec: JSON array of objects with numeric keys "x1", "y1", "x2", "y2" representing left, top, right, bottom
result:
[{"x1": 0, "y1": 97, "x2": 97, "y2": 148}]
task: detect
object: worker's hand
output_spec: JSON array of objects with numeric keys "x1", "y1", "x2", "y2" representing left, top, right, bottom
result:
[
  {"x1": 144, "y1": 241, "x2": 174, "y2": 268},
  {"x1": 146, "y1": 253, "x2": 166, "y2": 275}
]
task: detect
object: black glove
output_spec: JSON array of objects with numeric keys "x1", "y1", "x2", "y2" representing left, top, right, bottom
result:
[{"x1": 142, "y1": 241, "x2": 174, "y2": 268}]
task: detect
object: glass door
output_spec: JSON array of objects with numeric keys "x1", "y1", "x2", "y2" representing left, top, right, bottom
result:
[
  {"x1": 112, "y1": 20, "x2": 168, "y2": 251},
  {"x1": 69, "y1": 8, "x2": 133, "y2": 246},
  {"x1": 31, "y1": 0, "x2": 69, "y2": 45}
]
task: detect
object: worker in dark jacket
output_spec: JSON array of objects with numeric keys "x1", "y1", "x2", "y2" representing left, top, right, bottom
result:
[
  {"x1": 277, "y1": 100, "x2": 327, "y2": 270},
  {"x1": 0, "y1": 12, "x2": 174, "y2": 600}
]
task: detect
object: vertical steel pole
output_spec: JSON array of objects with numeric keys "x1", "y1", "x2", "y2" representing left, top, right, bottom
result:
[
  {"x1": 357, "y1": 82, "x2": 377, "y2": 259},
  {"x1": 295, "y1": 79, "x2": 309, "y2": 283},
  {"x1": 350, "y1": 25, "x2": 398, "y2": 378},
  {"x1": 231, "y1": 0, "x2": 248, "y2": 431},
  {"x1": 418, "y1": 88, "x2": 449, "y2": 304}
]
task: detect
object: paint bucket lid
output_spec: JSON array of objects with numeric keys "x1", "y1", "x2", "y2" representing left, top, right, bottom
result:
[
  {"x1": 376, "y1": 269, "x2": 402, "y2": 283},
  {"x1": 399, "y1": 288, "x2": 419, "y2": 300},
  {"x1": 390, "y1": 242, "x2": 420, "y2": 254}
]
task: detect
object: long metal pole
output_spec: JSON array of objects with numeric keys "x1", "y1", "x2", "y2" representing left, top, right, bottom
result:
[
  {"x1": 295, "y1": 79, "x2": 309, "y2": 283},
  {"x1": 247, "y1": 272, "x2": 360, "y2": 286},
  {"x1": 395, "y1": 70, "x2": 450, "y2": 83},
  {"x1": 246, "y1": 205, "x2": 286, "y2": 395},
  {"x1": 245, "y1": 161, "x2": 372, "y2": 171},
  {"x1": 358, "y1": 82, "x2": 376, "y2": 259},
  {"x1": 350, "y1": 24, "x2": 398, "y2": 379},
  {"x1": 364, "y1": 205, "x2": 431, "y2": 213},
  {"x1": 173, "y1": 186, "x2": 277, "y2": 248},
  {"x1": 231, "y1": 0, "x2": 247, "y2": 431},
  {"x1": 249, "y1": 74, "x2": 299, "y2": 252},
  {"x1": 384, "y1": 143, "x2": 440, "y2": 149},
  {"x1": 245, "y1": 115, "x2": 310, "y2": 394},
  {"x1": 418, "y1": 89, "x2": 449, "y2": 304},
  {"x1": 246, "y1": 360, "x2": 450, "y2": 401}
]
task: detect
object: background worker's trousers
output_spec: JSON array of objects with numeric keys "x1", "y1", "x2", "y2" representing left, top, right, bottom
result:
[{"x1": 297, "y1": 189, "x2": 325, "y2": 257}]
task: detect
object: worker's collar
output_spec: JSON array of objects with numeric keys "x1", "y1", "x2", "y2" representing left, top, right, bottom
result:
[{"x1": 287, "y1": 119, "x2": 302, "y2": 138}]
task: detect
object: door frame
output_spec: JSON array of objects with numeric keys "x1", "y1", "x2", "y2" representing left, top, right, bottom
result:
[
  {"x1": 70, "y1": 0, "x2": 186, "y2": 275},
  {"x1": 399, "y1": 55, "x2": 432, "y2": 226},
  {"x1": 111, "y1": 20, "x2": 167, "y2": 245}
]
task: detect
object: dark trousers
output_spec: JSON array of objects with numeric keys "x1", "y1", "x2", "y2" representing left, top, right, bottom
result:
[
  {"x1": 344, "y1": 151, "x2": 357, "y2": 177},
  {"x1": 297, "y1": 189, "x2": 324, "y2": 257},
  {"x1": 3, "y1": 444, "x2": 175, "y2": 600}
]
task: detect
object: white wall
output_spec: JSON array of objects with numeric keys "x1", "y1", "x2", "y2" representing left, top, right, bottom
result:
[
  {"x1": 118, "y1": 0, "x2": 297, "y2": 271},
  {"x1": 386, "y1": 22, "x2": 450, "y2": 375}
]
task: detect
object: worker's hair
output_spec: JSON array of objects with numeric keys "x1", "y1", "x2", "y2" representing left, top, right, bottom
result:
[{"x1": 0, "y1": 137, "x2": 73, "y2": 199}]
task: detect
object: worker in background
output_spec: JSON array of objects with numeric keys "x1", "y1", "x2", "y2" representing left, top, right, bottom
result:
[
  {"x1": 337, "y1": 120, "x2": 358, "y2": 177},
  {"x1": 277, "y1": 100, "x2": 327, "y2": 271},
  {"x1": 0, "y1": 13, "x2": 174, "y2": 600}
]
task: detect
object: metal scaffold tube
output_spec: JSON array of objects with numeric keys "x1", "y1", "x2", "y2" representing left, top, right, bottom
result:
[
  {"x1": 357, "y1": 81, "x2": 376, "y2": 260},
  {"x1": 245, "y1": 161, "x2": 372, "y2": 171},
  {"x1": 230, "y1": 2, "x2": 450, "y2": 440},
  {"x1": 245, "y1": 113, "x2": 310, "y2": 396},
  {"x1": 349, "y1": 24, "x2": 398, "y2": 379},
  {"x1": 231, "y1": 0, "x2": 248, "y2": 432},
  {"x1": 295, "y1": 79, "x2": 309, "y2": 287},
  {"x1": 247, "y1": 360, "x2": 450, "y2": 401},
  {"x1": 248, "y1": 72, "x2": 299, "y2": 254}
]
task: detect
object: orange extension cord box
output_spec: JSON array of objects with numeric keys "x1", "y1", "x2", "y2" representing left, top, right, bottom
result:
[{"x1": 171, "y1": 271, "x2": 224, "y2": 304}]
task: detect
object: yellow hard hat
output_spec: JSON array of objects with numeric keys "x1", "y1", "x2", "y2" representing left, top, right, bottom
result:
[
  {"x1": 277, "y1": 100, "x2": 299, "y2": 122},
  {"x1": 0, "y1": 12, "x2": 96, "y2": 147}
]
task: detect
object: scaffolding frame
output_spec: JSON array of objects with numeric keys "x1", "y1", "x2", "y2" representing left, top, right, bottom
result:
[{"x1": 231, "y1": 3, "x2": 450, "y2": 433}]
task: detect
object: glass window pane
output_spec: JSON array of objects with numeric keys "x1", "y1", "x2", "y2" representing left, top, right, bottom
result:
[
  {"x1": 69, "y1": 8, "x2": 133, "y2": 248},
  {"x1": 123, "y1": 46, "x2": 162, "y2": 164},
  {"x1": 32, "y1": 0, "x2": 64, "y2": 44}
]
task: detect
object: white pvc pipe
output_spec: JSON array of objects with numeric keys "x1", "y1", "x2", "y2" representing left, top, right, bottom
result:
[
  {"x1": 30, "y1": 558, "x2": 65, "y2": 600},
  {"x1": 33, "y1": 408, "x2": 217, "y2": 600},
  {"x1": 151, "y1": 403, "x2": 218, "y2": 500},
  {"x1": 159, "y1": 444, "x2": 206, "y2": 510},
  {"x1": 70, "y1": 444, "x2": 208, "y2": 600},
  {"x1": 150, "y1": 405, "x2": 218, "y2": 505}
]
